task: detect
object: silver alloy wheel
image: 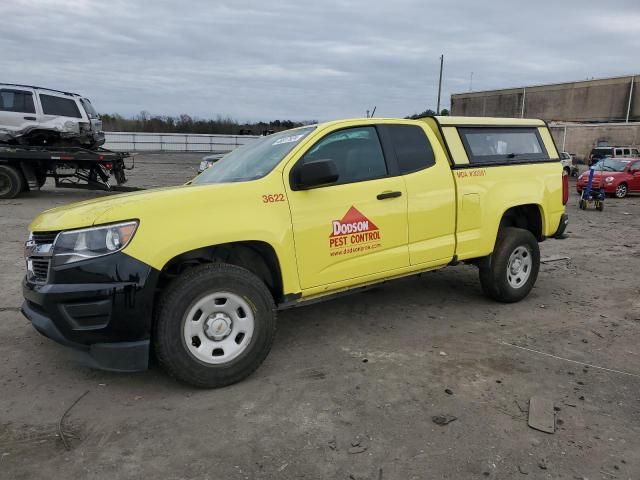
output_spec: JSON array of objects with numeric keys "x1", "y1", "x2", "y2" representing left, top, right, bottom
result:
[
  {"x1": 183, "y1": 291, "x2": 255, "y2": 365},
  {"x1": 506, "y1": 246, "x2": 532, "y2": 289},
  {"x1": 615, "y1": 183, "x2": 627, "y2": 198}
]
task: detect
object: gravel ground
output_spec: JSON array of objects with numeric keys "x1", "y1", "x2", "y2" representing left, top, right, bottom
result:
[{"x1": 1, "y1": 154, "x2": 639, "y2": 479}]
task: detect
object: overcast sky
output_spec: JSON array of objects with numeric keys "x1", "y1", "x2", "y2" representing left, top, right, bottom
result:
[{"x1": 2, "y1": 0, "x2": 639, "y2": 122}]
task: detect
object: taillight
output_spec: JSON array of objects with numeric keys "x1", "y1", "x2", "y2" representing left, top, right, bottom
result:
[
  {"x1": 562, "y1": 173, "x2": 569, "y2": 205},
  {"x1": 104, "y1": 162, "x2": 113, "y2": 170}
]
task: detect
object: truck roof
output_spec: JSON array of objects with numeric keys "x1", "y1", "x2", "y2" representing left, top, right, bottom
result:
[
  {"x1": 430, "y1": 116, "x2": 545, "y2": 127},
  {"x1": 314, "y1": 116, "x2": 547, "y2": 130}
]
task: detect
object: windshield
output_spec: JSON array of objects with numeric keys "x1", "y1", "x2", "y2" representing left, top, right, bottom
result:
[
  {"x1": 193, "y1": 126, "x2": 315, "y2": 184},
  {"x1": 592, "y1": 159, "x2": 629, "y2": 172},
  {"x1": 80, "y1": 98, "x2": 99, "y2": 119}
]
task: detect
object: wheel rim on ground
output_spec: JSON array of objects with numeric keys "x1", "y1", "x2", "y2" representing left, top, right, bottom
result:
[
  {"x1": 615, "y1": 184, "x2": 627, "y2": 198},
  {"x1": 506, "y1": 246, "x2": 532, "y2": 289},
  {"x1": 182, "y1": 291, "x2": 255, "y2": 365},
  {"x1": 0, "y1": 173, "x2": 11, "y2": 196}
]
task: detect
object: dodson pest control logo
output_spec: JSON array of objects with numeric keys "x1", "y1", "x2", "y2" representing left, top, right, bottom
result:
[{"x1": 329, "y1": 206, "x2": 382, "y2": 256}]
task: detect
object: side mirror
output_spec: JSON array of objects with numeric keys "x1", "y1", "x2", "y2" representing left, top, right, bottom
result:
[{"x1": 294, "y1": 159, "x2": 339, "y2": 189}]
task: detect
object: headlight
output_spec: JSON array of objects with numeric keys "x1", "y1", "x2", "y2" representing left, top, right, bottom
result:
[
  {"x1": 52, "y1": 221, "x2": 138, "y2": 266},
  {"x1": 605, "y1": 176, "x2": 614, "y2": 183}
]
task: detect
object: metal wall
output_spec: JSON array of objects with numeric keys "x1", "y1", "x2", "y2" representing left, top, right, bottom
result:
[
  {"x1": 104, "y1": 132, "x2": 260, "y2": 153},
  {"x1": 451, "y1": 75, "x2": 639, "y2": 123}
]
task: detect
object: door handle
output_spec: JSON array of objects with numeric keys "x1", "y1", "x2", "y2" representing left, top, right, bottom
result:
[
  {"x1": 24, "y1": 116, "x2": 36, "y2": 120},
  {"x1": 376, "y1": 191, "x2": 402, "y2": 200}
]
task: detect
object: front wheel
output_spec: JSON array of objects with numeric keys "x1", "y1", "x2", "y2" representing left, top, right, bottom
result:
[
  {"x1": 479, "y1": 227, "x2": 540, "y2": 303},
  {"x1": 154, "y1": 263, "x2": 277, "y2": 388}
]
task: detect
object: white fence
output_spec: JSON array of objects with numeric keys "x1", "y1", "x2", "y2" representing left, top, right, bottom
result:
[{"x1": 104, "y1": 132, "x2": 260, "y2": 153}]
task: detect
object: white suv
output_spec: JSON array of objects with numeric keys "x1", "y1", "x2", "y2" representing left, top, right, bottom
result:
[{"x1": 0, "y1": 84, "x2": 104, "y2": 148}]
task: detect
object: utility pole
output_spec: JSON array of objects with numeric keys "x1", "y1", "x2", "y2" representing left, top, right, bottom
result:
[
  {"x1": 469, "y1": 72, "x2": 473, "y2": 92},
  {"x1": 436, "y1": 54, "x2": 444, "y2": 114}
]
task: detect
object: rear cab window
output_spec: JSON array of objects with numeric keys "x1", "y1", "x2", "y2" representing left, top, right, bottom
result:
[
  {"x1": 0, "y1": 89, "x2": 35, "y2": 113},
  {"x1": 386, "y1": 124, "x2": 435, "y2": 174},
  {"x1": 39, "y1": 94, "x2": 82, "y2": 118},
  {"x1": 459, "y1": 127, "x2": 549, "y2": 165}
]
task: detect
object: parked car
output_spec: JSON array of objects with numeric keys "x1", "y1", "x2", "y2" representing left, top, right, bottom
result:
[
  {"x1": 588, "y1": 146, "x2": 639, "y2": 166},
  {"x1": 22, "y1": 116, "x2": 568, "y2": 387},
  {"x1": 0, "y1": 84, "x2": 104, "y2": 149},
  {"x1": 576, "y1": 158, "x2": 640, "y2": 198},
  {"x1": 198, "y1": 153, "x2": 224, "y2": 173},
  {"x1": 560, "y1": 151, "x2": 578, "y2": 176}
]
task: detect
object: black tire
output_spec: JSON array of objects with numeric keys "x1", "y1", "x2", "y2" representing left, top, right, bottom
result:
[
  {"x1": 479, "y1": 227, "x2": 540, "y2": 303},
  {"x1": 0, "y1": 164, "x2": 24, "y2": 199},
  {"x1": 154, "y1": 263, "x2": 277, "y2": 388},
  {"x1": 579, "y1": 199, "x2": 586, "y2": 210},
  {"x1": 596, "y1": 201, "x2": 604, "y2": 211}
]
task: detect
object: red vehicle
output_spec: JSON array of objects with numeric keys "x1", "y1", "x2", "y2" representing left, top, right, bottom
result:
[{"x1": 576, "y1": 158, "x2": 640, "y2": 198}]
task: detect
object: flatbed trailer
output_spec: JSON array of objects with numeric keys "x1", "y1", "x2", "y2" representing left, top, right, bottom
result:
[{"x1": 0, "y1": 145, "x2": 137, "y2": 199}]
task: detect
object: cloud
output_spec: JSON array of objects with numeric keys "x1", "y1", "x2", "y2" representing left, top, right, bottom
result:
[{"x1": 1, "y1": 0, "x2": 638, "y2": 121}]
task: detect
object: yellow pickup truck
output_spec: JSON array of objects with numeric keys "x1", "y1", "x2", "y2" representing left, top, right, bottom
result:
[{"x1": 22, "y1": 116, "x2": 569, "y2": 387}]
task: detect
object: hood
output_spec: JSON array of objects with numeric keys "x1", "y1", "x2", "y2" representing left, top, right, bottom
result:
[{"x1": 29, "y1": 183, "x2": 227, "y2": 232}]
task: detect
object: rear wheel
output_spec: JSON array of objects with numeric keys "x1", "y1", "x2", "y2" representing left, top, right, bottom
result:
[
  {"x1": 614, "y1": 183, "x2": 628, "y2": 199},
  {"x1": 0, "y1": 164, "x2": 24, "y2": 199},
  {"x1": 479, "y1": 227, "x2": 540, "y2": 303},
  {"x1": 154, "y1": 263, "x2": 277, "y2": 388}
]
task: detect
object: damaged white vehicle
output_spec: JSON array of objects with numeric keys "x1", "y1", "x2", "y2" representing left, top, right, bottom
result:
[{"x1": 0, "y1": 84, "x2": 105, "y2": 149}]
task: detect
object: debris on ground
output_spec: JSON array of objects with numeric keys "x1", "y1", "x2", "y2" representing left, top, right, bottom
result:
[
  {"x1": 348, "y1": 445, "x2": 368, "y2": 454},
  {"x1": 444, "y1": 388, "x2": 453, "y2": 395},
  {"x1": 432, "y1": 414, "x2": 457, "y2": 426},
  {"x1": 541, "y1": 255, "x2": 571, "y2": 263},
  {"x1": 528, "y1": 396, "x2": 555, "y2": 434}
]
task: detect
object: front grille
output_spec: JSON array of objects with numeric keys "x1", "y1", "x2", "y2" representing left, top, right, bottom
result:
[
  {"x1": 31, "y1": 257, "x2": 51, "y2": 282},
  {"x1": 27, "y1": 230, "x2": 59, "y2": 284},
  {"x1": 32, "y1": 231, "x2": 60, "y2": 245}
]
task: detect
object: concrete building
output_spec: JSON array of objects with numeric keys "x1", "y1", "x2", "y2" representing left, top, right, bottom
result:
[
  {"x1": 451, "y1": 75, "x2": 638, "y2": 122},
  {"x1": 451, "y1": 75, "x2": 639, "y2": 160}
]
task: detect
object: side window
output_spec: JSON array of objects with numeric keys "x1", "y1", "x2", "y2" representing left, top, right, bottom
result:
[
  {"x1": 300, "y1": 127, "x2": 387, "y2": 185},
  {"x1": 615, "y1": 148, "x2": 623, "y2": 156},
  {"x1": 39, "y1": 94, "x2": 82, "y2": 118},
  {"x1": 623, "y1": 148, "x2": 630, "y2": 155},
  {"x1": 387, "y1": 124, "x2": 435, "y2": 174},
  {"x1": 632, "y1": 149, "x2": 639, "y2": 156},
  {"x1": 0, "y1": 89, "x2": 36, "y2": 114},
  {"x1": 459, "y1": 127, "x2": 549, "y2": 164}
]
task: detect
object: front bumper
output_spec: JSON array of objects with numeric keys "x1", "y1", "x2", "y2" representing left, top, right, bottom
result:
[
  {"x1": 21, "y1": 251, "x2": 159, "y2": 372},
  {"x1": 576, "y1": 183, "x2": 614, "y2": 193}
]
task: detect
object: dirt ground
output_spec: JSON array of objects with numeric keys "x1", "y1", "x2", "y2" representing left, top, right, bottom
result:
[{"x1": 1, "y1": 154, "x2": 639, "y2": 480}]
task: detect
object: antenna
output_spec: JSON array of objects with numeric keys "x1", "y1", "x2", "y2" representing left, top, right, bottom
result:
[{"x1": 370, "y1": 106, "x2": 376, "y2": 117}]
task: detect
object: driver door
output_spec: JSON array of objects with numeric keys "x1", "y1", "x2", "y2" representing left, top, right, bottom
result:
[{"x1": 286, "y1": 126, "x2": 409, "y2": 290}]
